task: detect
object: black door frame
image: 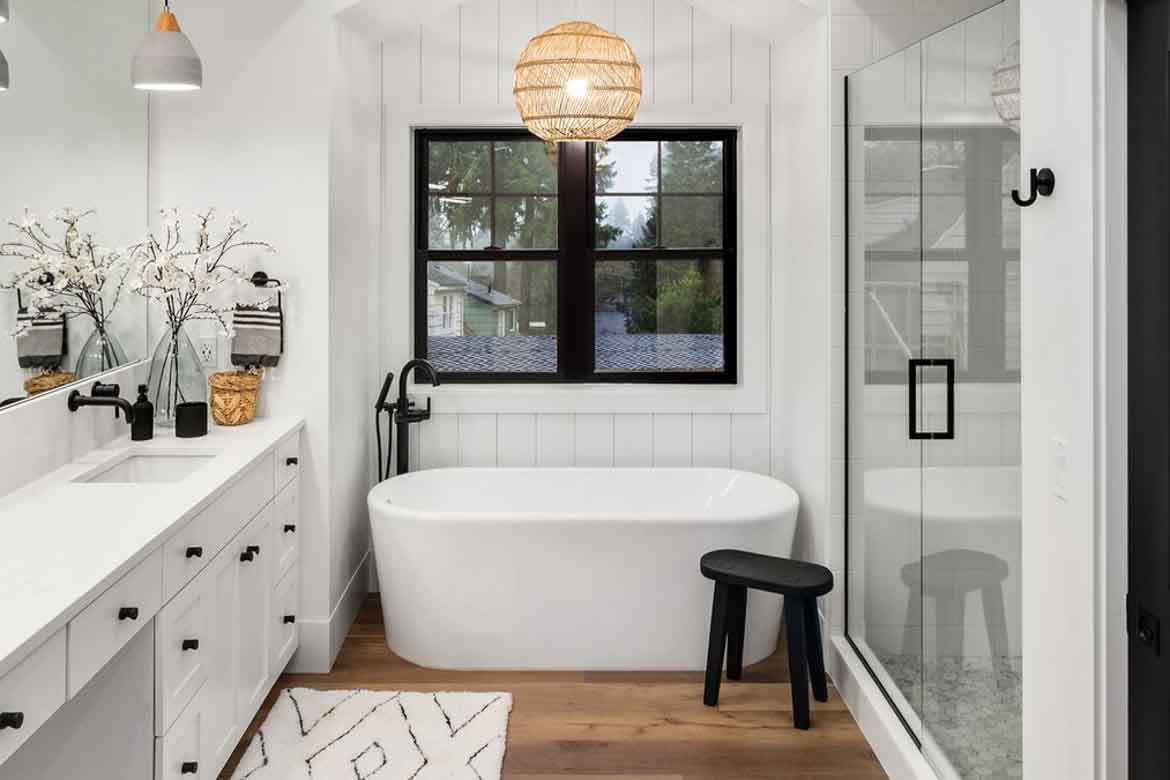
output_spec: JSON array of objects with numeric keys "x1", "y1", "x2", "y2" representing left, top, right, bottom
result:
[{"x1": 1128, "y1": 1, "x2": 1170, "y2": 777}]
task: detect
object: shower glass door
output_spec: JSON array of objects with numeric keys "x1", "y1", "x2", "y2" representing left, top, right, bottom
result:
[{"x1": 846, "y1": 3, "x2": 1022, "y2": 778}]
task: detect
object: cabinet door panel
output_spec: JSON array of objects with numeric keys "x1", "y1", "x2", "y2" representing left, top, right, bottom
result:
[
  {"x1": 236, "y1": 505, "x2": 272, "y2": 722},
  {"x1": 202, "y1": 547, "x2": 239, "y2": 772}
]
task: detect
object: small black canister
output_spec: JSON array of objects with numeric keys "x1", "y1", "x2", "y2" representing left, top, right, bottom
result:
[{"x1": 175, "y1": 402, "x2": 209, "y2": 438}]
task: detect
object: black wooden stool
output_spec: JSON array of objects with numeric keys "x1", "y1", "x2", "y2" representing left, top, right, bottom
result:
[{"x1": 700, "y1": 549, "x2": 834, "y2": 730}]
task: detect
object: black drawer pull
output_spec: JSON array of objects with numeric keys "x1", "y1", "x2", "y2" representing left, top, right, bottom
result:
[
  {"x1": 286, "y1": 457, "x2": 298, "y2": 466},
  {"x1": 283, "y1": 614, "x2": 296, "y2": 624},
  {"x1": 181, "y1": 638, "x2": 200, "y2": 652},
  {"x1": 185, "y1": 546, "x2": 203, "y2": 559},
  {"x1": 0, "y1": 712, "x2": 24, "y2": 730},
  {"x1": 118, "y1": 607, "x2": 139, "y2": 621},
  {"x1": 180, "y1": 761, "x2": 198, "y2": 774},
  {"x1": 240, "y1": 550, "x2": 254, "y2": 562},
  {"x1": 283, "y1": 524, "x2": 296, "y2": 533}
]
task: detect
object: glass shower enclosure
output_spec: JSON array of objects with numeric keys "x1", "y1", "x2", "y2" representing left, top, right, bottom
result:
[{"x1": 844, "y1": 2, "x2": 1022, "y2": 778}]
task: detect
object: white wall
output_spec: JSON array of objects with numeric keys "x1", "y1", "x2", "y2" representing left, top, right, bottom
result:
[
  {"x1": 377, "y1": 0, "x2": 777, "y2": 480},
  {"x1": 150, "y1": 0, "x2": 381, "y2": 672}
]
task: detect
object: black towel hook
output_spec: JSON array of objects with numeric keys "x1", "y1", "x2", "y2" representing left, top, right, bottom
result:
[{"x1": 1011, "y1": 167, "x2": 1055, "y2": 207}]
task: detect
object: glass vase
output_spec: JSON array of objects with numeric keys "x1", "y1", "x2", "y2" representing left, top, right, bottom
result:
[
  {"x1": 147, "y1": 324, "x2": 207, "y2": 427},
  {"x1": 74, "y1": 324, "x2": 128, "y2": 379}
]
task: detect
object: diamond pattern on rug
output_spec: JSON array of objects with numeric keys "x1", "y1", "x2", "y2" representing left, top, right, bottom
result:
[{"x1": 230, "y1": 689, "x2": 512, "y2": 780}]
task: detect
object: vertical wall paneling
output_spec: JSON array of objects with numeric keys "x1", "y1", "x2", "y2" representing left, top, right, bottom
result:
[
  {"x1": 613, "y1": 414, "x2": 654, "y2": 466},
  {"x1": 731, "y1": 28, "x2": 770, "y2": 103},
  {"x1": 574, "y1": 414, "x2": 615, "y2": 466},
  {"x1": 652, "y1": 0, "x2": 692, "y2": 103},
  {"x1": 419, "y1": 414, "x2": 460, "y2": 469},
  {"x1": 537, "y1": 413, "x2": 575, "y2": 466},
  {"x1": 692, "y1": 414, "x2": 732, "y2": 467},
  {"x1": 653, "y1": 414, "x2": 693, "y2": 466},
  {"x1": 499, "y1": 0, "x2": 541, "y2": 103},
  {"x1": 498, "y1": 413, "x2": 538, "y2": 466},
  {"x1": 538, "y1": 0, "x2": 577, "y2": 30},
  {"x1": 731, "y1": 414, "x2": 770, "y2": 475},
  {"x1": 577, "y1": 0, "x2": 617, "y2": 29},
  {"x1": 613, "y1": 0, "x2": 654, "y2": 105},
  {"x1": 459, "y1": 414, "x2": 499, "y2": 465},
  {"x1": 421, "y1": 7, "x2": 461, "y2": 103},
  {"x1": 461, "y1": 0, "x2": 501, "y2": 104},
  {"x1": 691, "y1": 6, "x2": 731, "y2": 103}
]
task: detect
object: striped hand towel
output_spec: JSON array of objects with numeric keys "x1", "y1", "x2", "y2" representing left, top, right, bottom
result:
[
  {"x1": 16, "y1": 309, "x2": 67, "y2": 370},
  {"x1": 230, "y1": 303, "x2": 283, "y2": 368}
]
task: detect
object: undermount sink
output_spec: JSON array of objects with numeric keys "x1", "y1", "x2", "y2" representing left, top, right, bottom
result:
[{"x1": 75, "y1": 452, "x2": 218, "y2": 484}]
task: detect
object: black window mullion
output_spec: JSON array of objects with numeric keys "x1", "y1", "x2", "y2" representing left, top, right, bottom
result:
[{"x1": 560, "y1": 140, "x2": 591, "y2": 380}]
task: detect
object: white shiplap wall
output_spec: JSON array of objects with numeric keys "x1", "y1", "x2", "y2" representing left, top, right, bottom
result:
[{"x1": 382, "y1": 0, "x2": 775, "y2": 476}]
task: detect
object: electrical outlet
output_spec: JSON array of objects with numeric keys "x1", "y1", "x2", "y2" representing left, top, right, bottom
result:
[{"x1": 197, "y1": 337, "x2": 217, "y2": 368}]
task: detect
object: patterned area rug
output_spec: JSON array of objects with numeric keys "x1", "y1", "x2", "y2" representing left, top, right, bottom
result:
[{"x1": 230, "y1": 688, "x2": 512, "y2": 779}]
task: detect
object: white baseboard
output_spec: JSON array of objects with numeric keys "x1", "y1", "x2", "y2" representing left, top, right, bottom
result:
[
  {"x1": 828, "y1": 635, "x2": 939, "y2": 780},
  {"x1": 287, "y1": 550, "x2": 371, "y2": 674}
]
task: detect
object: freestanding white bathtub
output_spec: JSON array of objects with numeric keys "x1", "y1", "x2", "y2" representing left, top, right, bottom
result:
[{"x1": 367, "y1": 468, "x2": 800, "y2": 670}]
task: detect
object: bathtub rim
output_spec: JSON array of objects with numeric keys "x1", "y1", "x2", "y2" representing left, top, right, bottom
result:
[{"x1": 367, "y1": 466, "x2": 800, "y2": 525}]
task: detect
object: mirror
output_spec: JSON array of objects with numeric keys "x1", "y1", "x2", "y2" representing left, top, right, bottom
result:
[{"x1": 0, "y1": 0, "x2": 149, "y2": 409}]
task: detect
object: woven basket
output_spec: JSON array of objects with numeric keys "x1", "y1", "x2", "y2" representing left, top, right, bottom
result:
[
  {"x1": 24, "y1": 371, "x2": 75, "y2": 396},
  {"x1": 208, "y1": 371, "x2": 262, "y2": 426}
]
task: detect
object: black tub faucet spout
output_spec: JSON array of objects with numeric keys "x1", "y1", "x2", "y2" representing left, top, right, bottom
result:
[{"x1": 394, "y1": 359, "x2": 440, "y2": 475}]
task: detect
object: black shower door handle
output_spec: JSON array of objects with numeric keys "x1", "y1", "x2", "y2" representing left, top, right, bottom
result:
[{"x1": 908, "y1": 358, "x2": 955, "y2": 440}]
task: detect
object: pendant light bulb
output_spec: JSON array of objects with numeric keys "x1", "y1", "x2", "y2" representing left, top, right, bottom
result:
[
  {"x1": 0, "y1": 0, "x2": 9, "y2": 24},
  {"x1": 131, "y1": 1, "x2": 202, "y2": 92}
]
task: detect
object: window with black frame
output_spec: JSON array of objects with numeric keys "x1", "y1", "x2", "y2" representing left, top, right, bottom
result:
[
  {"x1": 861, "y1": 125, "x2": 1021, "y2": 384},
  {"x1": 415, "y1": 128, "x2": 736, "y2": 383}
]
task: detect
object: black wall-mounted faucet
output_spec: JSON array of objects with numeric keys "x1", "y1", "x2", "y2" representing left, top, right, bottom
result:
[
  {"x1": 394, "y1": 359, "x2": 440, "y2": 476},
  {"x1": 67, "y1": 382, "x2": 135, "y2": 424}
]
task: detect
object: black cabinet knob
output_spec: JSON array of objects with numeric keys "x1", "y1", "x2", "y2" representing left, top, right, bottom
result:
[
  {"x1": 118, "y1": 607, "x2": 139, "y2": 621},
  {"x1": 283, "y1": 614, "x2": 296, "y2": 624},
  {"x1": 286, "y1": 457, "x2": 298, "y2": 466},
  {"x1": 180, "y1": 761, "x2": 198, "y2": 774},
  {"x1": 239, "y1": 550, "x2": 254, "y2": 562},
  {"x1": 247, "y1": 545, "x2": 261, "y2": 556},
  {"x1": 283, "y1": 524, "x2": 296, "y2": 533},
  {"x1": 181, "y1": 638, "x2": 200, "y2": 652},
  {"x1": 0, "y1": 712, "x2": 24, "y2": 730},
  {"x1": 185, "y1": 546, "x2": 203, "y2": 559}
]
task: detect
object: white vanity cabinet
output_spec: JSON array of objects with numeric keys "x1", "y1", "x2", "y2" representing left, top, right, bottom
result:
[{"x1": 0, "y1": 421, "x2": 303, "y2": 780}]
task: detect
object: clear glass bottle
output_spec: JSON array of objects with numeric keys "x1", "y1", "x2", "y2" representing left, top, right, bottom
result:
[
  {"x1": 74, "y1": 324, "x2": 127, "y2": 379},
  {"x1": 147, "y1": 324, "x2": 207, "y2": 427}
]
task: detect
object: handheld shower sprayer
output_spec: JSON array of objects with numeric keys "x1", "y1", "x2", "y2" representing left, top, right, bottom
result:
[{"x1": 375, "y1": 371, "x2": 395, "y2": 483}]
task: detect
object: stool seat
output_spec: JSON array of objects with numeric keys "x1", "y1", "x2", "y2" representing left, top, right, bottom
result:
[
  {"x1": 700, "y1": 549, "x2": 834, "y2": 730},
  {"x1": 701, "y1": 549, "x2": 834, "y2": 597}
]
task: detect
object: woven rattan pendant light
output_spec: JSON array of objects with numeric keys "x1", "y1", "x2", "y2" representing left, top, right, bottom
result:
[{"x1": 513, "y1": 21, "x2": 642, "y2": 143}]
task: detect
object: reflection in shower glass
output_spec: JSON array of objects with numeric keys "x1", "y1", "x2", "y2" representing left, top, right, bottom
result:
[{"x1": 846, "y1": 2, "x2": 1022, "y2": 778}]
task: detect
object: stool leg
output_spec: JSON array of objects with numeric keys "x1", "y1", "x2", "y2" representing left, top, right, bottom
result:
[
  {"x1": 981, "y1": 583, "x2": 1012, "y2": 690},
  {"x1": 803, "y1": 597, "x2": 829, "y2": 703},
  {"x1": 704, "y1": 582, "x2": 730, "y2": 706},
  {"x1": 726, "y1": 587, "x2": 747, "y2": 680},
  {"x1": 784, "y1": 596, "x2": 811, "y2": 730}
]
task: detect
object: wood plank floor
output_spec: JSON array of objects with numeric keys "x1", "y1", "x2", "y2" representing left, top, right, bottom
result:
[{"x1": 221, "y1": 596, "x2": 887, "y2": 779}]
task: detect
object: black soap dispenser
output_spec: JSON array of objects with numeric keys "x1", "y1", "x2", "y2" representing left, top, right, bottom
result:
[{"x1": 131, "y1": 385, "x2": 154, "y2": 441}]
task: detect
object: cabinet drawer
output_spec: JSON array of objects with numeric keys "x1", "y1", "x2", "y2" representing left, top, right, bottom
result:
[
  {"x1": 275, "y1": 434, "x2": 300, "y2": 491},
  {"x1": 67, "y1": 548, "x2": 163, "y2": 698},
  {"x1": 0, "y1": 629, "x2": 66, "y2": 765},
  {"x1": 163, "y1": 454, "x2": 274, "y2": 601},
  {"x1": 270, "y1": 567, "x2": 299, "y2": 676},
  {"x1": 273, "y1": 478, "x2": 300, "y2": 584},
  {"x1": 156, "y1": 568, "x2": 213, "y2": 735},
  {"x1": 155, "y1": 683, "x2": 206, "y2": 780}
]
